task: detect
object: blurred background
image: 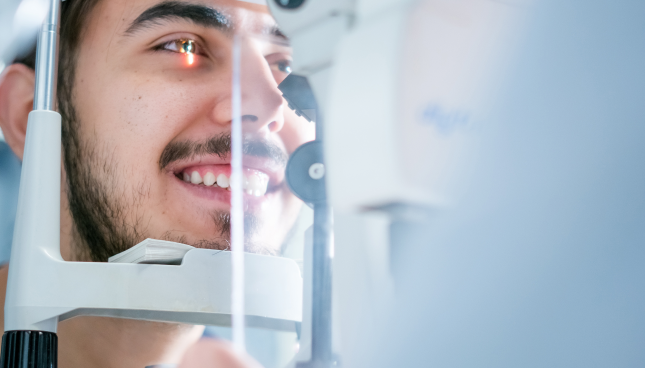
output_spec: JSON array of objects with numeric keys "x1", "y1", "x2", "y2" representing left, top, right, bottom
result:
[
  {"x1": 0, "y1": 127, "x2": 20, "y2": 265},
  {"x1": 0, "y1": 0, "x2": 38, "y2": 266}
]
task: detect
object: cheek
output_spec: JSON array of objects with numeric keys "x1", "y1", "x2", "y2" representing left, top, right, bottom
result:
[{"x1": 80, "y1": 76, "x2": 220, "y2": 171}]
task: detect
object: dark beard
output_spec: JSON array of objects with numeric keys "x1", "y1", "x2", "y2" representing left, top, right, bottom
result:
[
  {"x1": 63, "y1": 110, "x2": 146, "y2": 262},
  {"x1": 63, "y1": 111, "x2": 267, "y2": 262}
]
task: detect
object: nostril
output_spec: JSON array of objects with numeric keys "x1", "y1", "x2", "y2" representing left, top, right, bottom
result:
[{"x1": 241, "y1": 115, "x2": 258, "y2": 122}]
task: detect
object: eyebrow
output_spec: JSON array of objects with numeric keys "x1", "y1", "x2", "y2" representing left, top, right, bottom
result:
[{"x1": 125, "y1": 1, "x2": 231, "y2": 35}]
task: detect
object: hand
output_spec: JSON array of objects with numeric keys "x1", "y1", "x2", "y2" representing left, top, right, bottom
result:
[{"x1": 178, "y1": 338, "x2": 263, "y2": 368}]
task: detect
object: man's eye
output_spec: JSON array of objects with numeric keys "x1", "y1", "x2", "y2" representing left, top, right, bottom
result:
[
  {"x1": 276, "y1": 60, "x2": 291, "y2": 74},
  {"x1": 277, "y1": 60, "x2": 292, "y2": 74},
  {"x1": 157, "y1": 39, "x2": 201, "y2": 65},
  {"x1": 159, "y1": 39, "x2": 199, "y2": 55},
  {"x1": 268, "y1": 59, "x2": 292, "y2": 84}
]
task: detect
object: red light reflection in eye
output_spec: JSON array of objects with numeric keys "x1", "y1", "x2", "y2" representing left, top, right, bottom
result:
[{"x1": 187, "y1": 53, "x2": 195, "y2": 66}]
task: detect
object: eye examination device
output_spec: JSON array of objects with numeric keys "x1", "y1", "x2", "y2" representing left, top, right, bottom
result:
[{"x1": 3, "y1": 0, "x2": 645, "y2": 367}]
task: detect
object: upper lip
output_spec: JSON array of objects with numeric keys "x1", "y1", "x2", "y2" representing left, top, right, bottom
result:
[{"x1": 165, "y1": 154, "x2": 286, "y2": 187}]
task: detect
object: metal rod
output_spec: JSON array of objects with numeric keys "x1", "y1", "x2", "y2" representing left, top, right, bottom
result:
[
  {"x1": 310, "y1": 201, "x2": 334, "y2": 364},
  {"x1": 33, "y1": 0, "x2": 61, "y2": 111},
  {"x1": 299, "y1": 111, "x2": 336, "y2": 368}
]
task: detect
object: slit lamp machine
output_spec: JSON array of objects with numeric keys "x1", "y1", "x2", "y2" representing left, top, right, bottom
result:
[{"x1": 0, "y1": 0, "x2": 527, "y2": 367}]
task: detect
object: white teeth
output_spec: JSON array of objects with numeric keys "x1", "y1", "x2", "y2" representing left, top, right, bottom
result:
[
  {"x1": 229, "y1": 174, "x2": 238, "y2": 188},
  {"x1": 190, "y1": 171, "x2": 202, "y2": 185},
  {"x1": 203, "y1": 172, "x2": 216, "y2": 186},
  {"x1": 216, "y1": 174, "x2": 229, "y2": 188},
  {"x1": 248, "y1": 174, "x2": 261, "y2": 187},
  {"x1": 182, "y1": 170, "x2": 267, "y2": 196},
  {"x1": 244, "y1": 172, "x2": 269, "y2": 197}
]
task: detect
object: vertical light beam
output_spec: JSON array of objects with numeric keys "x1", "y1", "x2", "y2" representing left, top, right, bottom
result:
[{"x1": 230, "y1": 34, "x2": 245, "y2": 354}]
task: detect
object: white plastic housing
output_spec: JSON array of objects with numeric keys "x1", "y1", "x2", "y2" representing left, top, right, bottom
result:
[
  {"x1": 285, "y1": 226, "x2": 313, "y2": 367},
  {"x1": 6, "y1": 110, "x2": 302, "y2": 333},
  {"x1": 5, "y1": 248, "x2": 303, "y2": 333},
  {"x1": 325, "y1": 0, "x2": 524, "y2": 211},
  {"x1": 267, "y1": 0, "x2": 353, "y2": 40},
  {"x1": 324, "y1": 0, "x2": 527, "y2": 365},
  {"x1": 268, "y1": 0, "x2": 352, "y2": 78}
]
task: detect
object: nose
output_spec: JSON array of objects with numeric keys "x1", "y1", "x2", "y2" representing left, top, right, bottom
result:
[{"x1": 238, "y1": 38, "x2": 285, "y2": 134}]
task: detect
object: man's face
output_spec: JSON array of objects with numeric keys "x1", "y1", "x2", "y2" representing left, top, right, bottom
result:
[{"x1": 66, "y1": 0, "x2": 313, "y2": 260}]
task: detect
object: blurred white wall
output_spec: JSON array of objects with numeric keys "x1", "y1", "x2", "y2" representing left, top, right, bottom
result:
[{"x1": 354, "y1": 0, "x2": 645, "y2": 366}]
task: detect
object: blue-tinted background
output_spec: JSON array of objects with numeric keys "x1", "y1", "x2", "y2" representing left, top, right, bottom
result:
[{"x1": 0, "y1": 138, "x2": 21, "y2": 265}]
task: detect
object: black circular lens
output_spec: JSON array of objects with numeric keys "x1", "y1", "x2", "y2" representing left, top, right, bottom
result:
[
  {"x1": 274, "y1": 0, "x2": 306, "y2": 10},
  {"x1": 286, "y1": 141, "x2": 326, "y2": 204}
]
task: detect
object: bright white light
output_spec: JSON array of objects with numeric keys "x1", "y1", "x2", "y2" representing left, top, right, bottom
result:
[
  {"x1": 230, "y1": 34, "x2": 246, "y2": 354},
  {"x1": 0, "y1": 127, "x2": 5, "y2": 142}
]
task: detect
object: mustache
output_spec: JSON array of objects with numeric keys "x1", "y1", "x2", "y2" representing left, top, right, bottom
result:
[{"x1": 159, "y1": 133, "x2": 288, "y2": 170}]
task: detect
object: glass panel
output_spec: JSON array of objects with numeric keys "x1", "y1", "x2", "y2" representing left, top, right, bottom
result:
[{"x1": 205, "y1": 2, "x2": 314, "y2": 367}]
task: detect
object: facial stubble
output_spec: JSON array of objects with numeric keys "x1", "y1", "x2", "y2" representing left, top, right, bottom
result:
[{"x1": 63, "y1": 112, "x2": 265, "y2": 262}]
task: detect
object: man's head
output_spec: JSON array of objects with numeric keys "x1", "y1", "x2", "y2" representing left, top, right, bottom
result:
[{"x1": 0, "y1": 0, "x2": 314, "y2": 262}]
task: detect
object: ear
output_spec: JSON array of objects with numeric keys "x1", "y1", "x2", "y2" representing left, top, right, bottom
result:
[{"x1": 0, "y1": 63, "x2": 35, "y2": 161}]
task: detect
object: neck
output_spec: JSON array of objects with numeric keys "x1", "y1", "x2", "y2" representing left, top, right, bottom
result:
[{"x1": 58, "y1": 317, "x2": 204, "y2": 368}]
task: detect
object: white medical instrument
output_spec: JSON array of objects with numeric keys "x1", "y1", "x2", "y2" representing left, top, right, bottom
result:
[
  {"x1": 275, "y1": 1, "x2": 645, "y2": 368},
  {"x1": 353, "y1": 1, "x2": 645, "y2": 367},
  {"x1": 0, "y1": 0, "x2": 49, "y2": 72},
  {"x1": 0, "y1": 1, "x2": 303, "y2": 367},
  {"x1": 270, "y1": 0, "x2": 524, "y2": 367},
  {"x1": 0, "y1": 0, "x2": 541, "y2": 367}
]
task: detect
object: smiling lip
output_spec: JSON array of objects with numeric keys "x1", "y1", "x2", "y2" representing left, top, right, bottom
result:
[
  {"x1": 165, "y1": 154, "x2": 286, "y2": 207},
  {"x1": 166, "y1": 154, "x2": 285, "y2": 185}
]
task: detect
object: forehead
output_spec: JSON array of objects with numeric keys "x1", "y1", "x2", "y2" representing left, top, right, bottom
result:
[{"x1": 88, "y1": 0, "x2": 277, "y2": 38}]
